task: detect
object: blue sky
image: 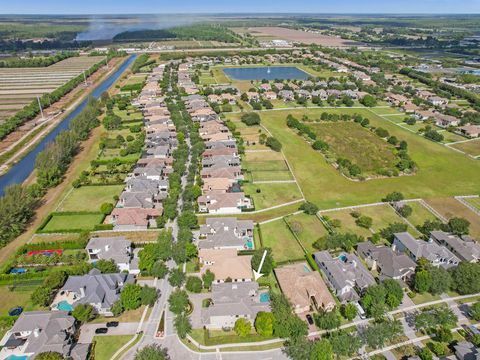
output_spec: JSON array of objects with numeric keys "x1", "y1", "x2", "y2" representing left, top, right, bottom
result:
[{"x1": 1, "y1": 0, "x2": 479, "y2": 14}]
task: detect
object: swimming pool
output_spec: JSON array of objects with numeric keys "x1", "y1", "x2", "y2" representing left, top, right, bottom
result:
[
  {"x1": 56, "y1": 300, "x2": 73, "y2": 312},
  {"x1": 9, "y1": 268, "x2": 27, "y2": 274},
  {"x1": 6, "y1": 355, "x2": 28, "y2": 360},
  {"x1": 338, "y1": 254, "x2": 348, "y2": 263},
  {"x1": 260, "y1": 292, "x2": 270, "y2": 303},
  {"x1": 244, "y1": 237, "x2": 254, "y2": 250},
  {"x1": 223, "y1": 66, "x2": 310, "y2": 81},
  {"x1": 303, "y1": 264, "x2": 311, "y2": 273}
]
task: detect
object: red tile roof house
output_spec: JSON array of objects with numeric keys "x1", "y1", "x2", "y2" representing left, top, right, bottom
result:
[
  {"x1": 198, "y1": 191, "x2": 252, "y2": 214},
  {"x1": 110, "y1": 208, "x2": 162, "y2": 230},
  {"x1": 435, "y1": 114, "x2": 460, "y2": 128}
]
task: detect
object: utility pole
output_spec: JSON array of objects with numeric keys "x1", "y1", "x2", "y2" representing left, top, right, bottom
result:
[{"x1": 37, "y1": 96, "x2": 44, "y2": 120}]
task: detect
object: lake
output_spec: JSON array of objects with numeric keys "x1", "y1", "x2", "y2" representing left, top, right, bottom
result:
[
  {"x1": 223, "y1": 66, "x2": 310, "y2": 81},
  {"x1": 0, "y1": 54, "x2": 137, "y2": 196}
]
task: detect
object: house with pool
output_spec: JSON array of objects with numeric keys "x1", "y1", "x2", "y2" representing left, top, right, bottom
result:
[
  {"x1": 201, "y1": 282, "x2": 270, "y2": 330},
  {"x1": 198, "y1": 248, "x2": 253, "y2": 283},
  {"x1": 197, "y1": 217, "x2": 254, "y2": 250},
  {"x1": 86, "y1": 236, "x2": 139, "y2": 274},
  {"x1": 51, "y1": 268, "x2": 134, "y2": 316}
]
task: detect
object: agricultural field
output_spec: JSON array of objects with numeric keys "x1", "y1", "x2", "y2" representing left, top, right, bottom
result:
[
  {"x1": 310, "y1": 121, "x2": 398, "y2": 175},
  {"x1": 284, "y1": 213, "x2": 329, "y2": 252},
  {"x1": 0, "y1": 56, "x2": 104, "y2": 122},
  {"x1": 320, "y1": 204, "x2": 420, "y2": 239},
  {"x1": 259, "y1": 219, "x2": 305, "y2": 263},
  {"x1": 225, "y1": 108, "x2": 480, "y2": 209},
  {"x1": 425, "y1": 197, "x2": 480, "y2": 238},
  {"x1": 57, "y1": 185, "x2": 124, "y2": 212}
]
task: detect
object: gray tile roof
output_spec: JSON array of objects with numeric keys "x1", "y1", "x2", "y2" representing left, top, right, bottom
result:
[
  {"x1": 198, "y1": 217, "x2": 254, "y2": 249},
  {"x1": 86, "y1": 236, "x2": 131, "y2": 264},
  {"x1": 430, "y1": 231, "x2": 480, "y2": 262}
]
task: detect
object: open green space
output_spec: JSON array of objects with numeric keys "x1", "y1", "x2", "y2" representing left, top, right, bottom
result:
[
  {"x1": 405, "y1": 201, "x2": 439, "y2": 228},
  {"x1": 243, "y1": 182, "x2": 303, "y2": 210},
  {"x1": 310, "y1": 121, "x2": 398, "y2": 175},
  {"x1": 225, "y1": 108, "x2": 480, "y2": 209},
  {"x1": 58, "y1": 185, "x2": 124, "y2": 212},
  {"x1": 440, "y1": 131, "x2": 467, "y2": 144},
  {"x1": 449, "y1": 139, "x2": 480, "y2": 157},
  {"x1": 41, "y1": 213, "x2": 104, "y2": 232},
  {"x1": 465, "y1": 197, "x2": 480, "y2": 211},
  {"x1": 369, "y1": 107, "x2": 404, "y2": 115},
  {"x1": 0, "y1": 283, "x2": 43, "y2": 316},
  {"x1": 285, "y1": 213, "x2": 329, "y2": 252},
  {"x1": 259, "y1": 220, "x2": 305, "y2": 263},
  {"x1": 93, "y1": 335, "x2": 134, "y2": 360}
]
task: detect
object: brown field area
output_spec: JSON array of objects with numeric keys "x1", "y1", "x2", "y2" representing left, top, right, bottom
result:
[
  {"x1": 449, "y1": 139, "x2": 480, "y2": 157},
  {"x1": 247, "y1": 27, "x2": 363, "y2": 47},
  {"x1": 425, "y1": 198, "x2": 480, "y2": 238}
]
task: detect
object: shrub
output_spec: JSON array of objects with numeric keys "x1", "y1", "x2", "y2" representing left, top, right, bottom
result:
[
  {"x1": 99, "y1": 202, "x2": 114, "y2": 215},
  {"x1": 266, "y1": 137, "x2": 282, "y2": 152},
  {"x1": 241, "y1": 113, "x2": 261, "y2": 126},
  {"x1": 185, "y1": 276, "x2": 203, "y2": 293}
]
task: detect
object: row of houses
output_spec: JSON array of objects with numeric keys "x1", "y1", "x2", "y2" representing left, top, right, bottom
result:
[
  {"x1": 178, "y1": 63, "x2": 253, "y2": 214},
  {"x1": 110, "y1": 64, "x2": 176, "y2": 230}
]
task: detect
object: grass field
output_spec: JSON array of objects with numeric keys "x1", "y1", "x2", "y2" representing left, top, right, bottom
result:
[
  {"x1": 243, "y1": 151, "x2": 293, "y2": 182},
  {"x1": 285, "y1": 213, "x2": 329, "y2": 252},
  {"x1": 224, "y1": 108, "x2": 480, "y2": 209},
  {"x1": 243, "y1": 182, "x2": 303, "y2": 210},
  {"x1": 58, "y1": 185, "x2": 124, "y2": 212},
  {"x1": 320, "y1": 204, "x2": 421, "y2": 238},
  {"x1": 465, "y1": 197, "x2": 480, "y2": 211},
  {"x1": 42, "y1": 213, "x2": 104, "y2": 232},
  {"x1": 94, "y1": 335, "x2": 133, "y2": 360},
  {"x1": 449, "y1": 139, "x2": 480, "y2": 157},
  {"x1": 259, "y1": 220, "x2": 305, "y2": 262},
  {"x1": 405, "y1": 201, "x2": 439, "y2": 228},
  {"x1": 0, "y1": 284, "x2": 42, "y2": 316},
  {"x1": 310, "y1": 121, "x2": 398, "y2": 175},
  {"x1": 425, "y1": 198, "x2": 480, "y2": 238}
]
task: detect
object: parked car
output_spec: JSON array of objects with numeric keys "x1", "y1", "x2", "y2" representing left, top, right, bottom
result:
[
  {"x1": 306, "y1": 314, "x2": 314, "y2": 325},
  {"x1": 106, "y1": 321, "x2": 119, "y2": 327},
  {"x1": 8, "y1": 306, "x2": 23, "y2": 316},
  {"x1": 95, "y1": 327, "x2": 108, "y2": 334}
]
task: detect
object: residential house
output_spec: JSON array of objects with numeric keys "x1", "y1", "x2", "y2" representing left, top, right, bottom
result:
[
  {"x1": 0, "y1": 311, "x2": 89, "y2": 360},
  {"x1": 201, "y1": 282, "x2": 269, "y2": 330},
  {"x1": 435, "y1": 114, "x2": 460, "y2": 128},
  {"x1": 454, "y1": 341, "x2": 479, "y2": 360},
  {"x1": 246, "y1": 92, "x2": 260, "y2": 102},
  {"x1": 202, "y1": 177, "x2": 234, "y2": 193},
  {"x1": 198, "y1": 217, "x2": 254, "y2": 250},
  {"x1": 458, "y1": 125, "x2": 480, "y2": 138},
  {"x1": 263, "y1": 91, "x2": 277, "y2": 100},
  {"x1": 197, "y1": 191, "x2": 252, "y2": 214},
  {"x1": 428, "y1": 96, "x2": 449, "y2": 106},
  {"x1": 278, "y1": 90, "x2": 294, "y2": 102},
  {"x1": 110, "y1": 207, "x2": 162, "y2": 230},
  {"x1": 357, "y1": 241, "x2": 416, "y2": 282},
  {"x1": 86, "y1": 236, "x2": 138, "y2": 274},
  {"x1": 393, "y1": 232, "x2": 460, "y2": 268},
  {"x1": 53, "y1": 268, "x2": 134, "y2": 316},
  {"x1": 430, "y1": 231, "x2": 480, "y2": 263},
  {"x1": 198, "y1": 248, "x2": 252, "y2": 283},
  {"x1": 275, "y1": 262, "x2": 335, "y2": 314},
  {"x1": 313, "y1": 251, "x2": 376, "y2": 302}
]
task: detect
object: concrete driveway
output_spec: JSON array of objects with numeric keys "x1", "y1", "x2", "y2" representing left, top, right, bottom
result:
[{"x1": 78, "y1": 322, "x2": 139, "y2": 344}]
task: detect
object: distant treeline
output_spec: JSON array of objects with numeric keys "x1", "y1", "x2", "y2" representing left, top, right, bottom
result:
[
  {"x1": 0, "y1": 40, "x2": 91, "y2": 52},
  {"x1": 0, "y1": 51, "x2": 78, "y2": 68},
  {"x1": 113, "y1": 24, "x2": 239, "y2": 43}
]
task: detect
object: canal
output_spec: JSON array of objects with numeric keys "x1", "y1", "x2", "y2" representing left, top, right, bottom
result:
[{"x1": 0, "y1": 54, "x2": 137, "y2": 196}]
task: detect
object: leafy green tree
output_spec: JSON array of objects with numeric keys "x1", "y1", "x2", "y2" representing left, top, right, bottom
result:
[
  {"x1": 72, "y1": 304, "x2": 96, "y2": 323},
  {"x1": 174, "y1": 313, "x2": 192, "y2": 339},
  {"x1": 134, "y1": 344, "x2": 170, "y2": 360},
  {"x1": 31, "y1": 287, "x2": 52, "y2": 306},
  {"x1": 254, "y1": 311, "x2": 275, "y2": 336},
  {"x1": 270, "y1": 293, "x2": 308, "y2": 340},
  {"x1": 380, "y1": 222, "x2": 408, "y2": 242},
  {"x1": 314, "y1": 310, "x2": 341, "y2": 330},
  {"x1": 341, "y1": 303, "x2": 358, "y2": 321},
  {"x1": 448, "y1": 217, "x2": 470, "y2": 235},
  {"x1": 95, "y1": 259, "x2": 119, "y2": 273},
  {"x1": 251, "y1": 248, "x2": 274, "y2": 276},
  {"x1": 469, "y1": 302, "x2": 480, "y2": 321},
  {"x1": 382, "y1": 192, "x2": 404, "y2": 203},
  {"x1": 428, "y1": 267, "x2": 451, "y2": 295},
  {"x1": 284, "y1": 337, "x2": 313, "y2": 360},
  {"x1": 140, "y1": 286, "x2": 158, "y2": 306},
  {"x1": 356, "y1": 216, "x2": 373, "y2": 229},
  {"x1": 111, "y1": 300, "x2": 124, "y2": 316},
  {"x1": 472, "y1": 333, "x2": 480, "y2": 347},
  {"x1": 99, "y1": 202, "x2": 114, "y2": 214},
  {"x1": 202, "y1": 270, "x2": 215, "y2": 290},
  {"x1": 151, "y1": 261, "x2": 168, "y2": 279},
  {"x1": 35, "y1": 352, "x2": 63, "y2": 360},
  {"x1": 435, "y1": 326, "x2": 453, "y2": 343},
  {"x1": 168, "y1": 268, "x2": 186, "y2": 287},
  {"x1": 234, "y1": 318, "x2": 252, "y2": 337},
  {"x1": 241, "y1": 112, "x2": 261, "y2": 126},
  {"x1": 418, "y1": 347, "x2": 433, "y2": 360},
  {"x1": 266, "y1": 136, "x2": 282, "y2": 152},
  {"x1": 168, "y1": 289, "x2": 189, "y2": 315},
  {"x1": 121, "y1": 283, "x2": 142, "y2": 310},
  {"x1": 310, "y1": 339, "x2": 333, "y2": 360},
  {"x1": 299, "y1": 201, "x2": 319, "y2": 215},
  {"x1": 360, "y1": 94, "x2": 377, "y2": 107},
  {"x1": 185, "y1": 276, "x2": 203, "y2": 293},
  {"x1": 398, "y1": 205, "x2": 413, "y2": 218},
  {"x1": 330, "y1": 331, "x2": 362, "y2": 356},
  {"x1": 451, "y1": 262, "x2": 480, "y2": 294},
  {"x1": 383, "y1": 279, "x2": 403, "y2": 309},
  {"x1": 414, "y1": 270, "x2": 432, "y2": 293}
]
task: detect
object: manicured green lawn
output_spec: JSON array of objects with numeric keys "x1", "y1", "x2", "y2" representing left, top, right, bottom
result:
[
  {"x1": 94, "y1": 335, "x2": 133, "y2": 360},
  {"x1": 226, "y1": 108, "x2": 480, "y2": 209},
  {"x1": 42, "y1": 213, "x2": 104, "y2": 232},
  {"x1": 59, "y1": 185, "x2": 124, "y2": 212},
  {"x1": 259, "y1": 220, "x2": 305, "y2": 263},
  {"x1": 0, "y1": 283, "x2": 43, "y2": 316},
  {"x1": 285, "y1": 213, "x2": 329, "y2": 252},
  {"x1": 243, "y1": 182, "x2": 303, "y2": 210},
  {"x1": 310, "y1": 121, "x2": 398, "y2": 175},
  {"x1": 465, "y1": 197, "x2": 480, "y2": 211},
  {"x1": 450, "y1": 139, "x2": 480, "y2": 157},
  {"x1": 369, "y1": 107, "x2": 404, "y2": 115}
]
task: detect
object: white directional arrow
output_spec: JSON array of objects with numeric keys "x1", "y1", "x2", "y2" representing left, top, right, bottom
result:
[{"x1": 253, "y1": 249, "x2": 268, "y2": 280}]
